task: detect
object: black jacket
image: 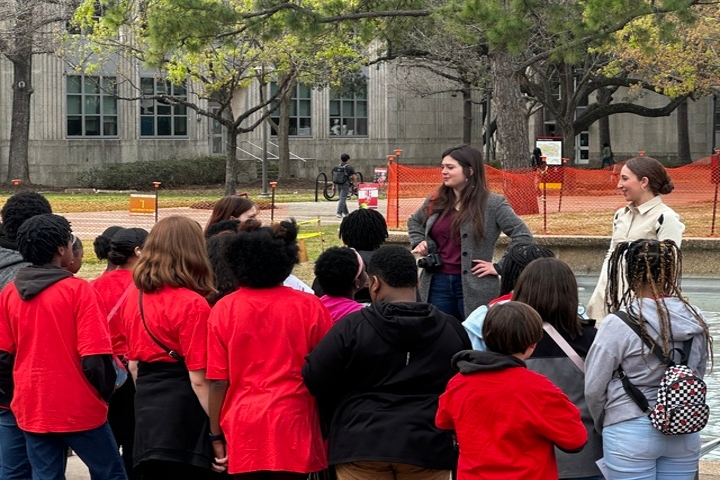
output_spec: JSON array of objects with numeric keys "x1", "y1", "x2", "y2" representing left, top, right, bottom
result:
[
  {"x1": 525, "y1": 320, "x2": 602, "y2": 478},
  {"x1": 302, "y1": 301, "x2": 471, "y2": 469}
]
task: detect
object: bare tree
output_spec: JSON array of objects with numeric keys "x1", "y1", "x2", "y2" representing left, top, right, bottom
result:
[{"x1": 0, "y1": 0, "x2": 79, "y2": 183}]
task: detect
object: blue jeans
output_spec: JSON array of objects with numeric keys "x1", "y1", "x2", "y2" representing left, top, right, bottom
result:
[
  {"x1": 602, "y1": 416, "x2": 699, "y2": 479},
  {"x1": 428, "y1": 273, "x2": 465, "y2": 320},
  {"x1": 24, "y1": 422, "x2": 127, "y2": 480},
  {"x1": 337, "y1": 182, "x2": 351, "y2": 216},
  {"x1": 0, "y1": 409, "x2": 32, "y2": 480}
]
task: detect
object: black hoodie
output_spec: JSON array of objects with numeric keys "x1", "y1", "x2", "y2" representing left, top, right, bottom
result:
[
  {"x1": 303, "y1": 301, "x2": 471, "y2": 470},
  {"x1": 0, "y1": 265, "x2": 116, "y2": 406}
]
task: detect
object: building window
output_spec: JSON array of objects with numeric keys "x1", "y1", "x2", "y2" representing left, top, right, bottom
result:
[
  {"x1": 140, "y1": 78, "x2": 188, "y2": 137},
  {"x1": 66, "y1": 76, "x2": 118, "y2": 137},
  {"x1": 270, "y1": 83, "x2": 312, "y2": 136},
  {"x1": 329, "y1": 87, "x2": 367, "y2": 136},
  {"x1": 66, "y1": 1, "x2": 105, "y2": 35}
]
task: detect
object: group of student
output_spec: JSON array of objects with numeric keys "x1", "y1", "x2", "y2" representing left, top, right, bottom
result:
[{"x1": 0, "y1": 142, "x2": 711, "y2": 480}]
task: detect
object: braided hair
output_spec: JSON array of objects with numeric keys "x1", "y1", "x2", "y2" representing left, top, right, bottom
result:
[
  {"x1": 606, "y1": 239, "x2": 712, "y2": 362},
  {"x1": 339, "y1": 209, "x2": 388, "y2": 251},
  {"x1": 499, "y1": 242, "x2": 555, "y2": 295},
  {"x1": 16, "y1": 214, "x2": 72, "y2": 265}
]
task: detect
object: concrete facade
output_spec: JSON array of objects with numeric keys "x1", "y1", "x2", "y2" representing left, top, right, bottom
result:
[{"x1": 0, "y1": 50, "x2": 716, "y2": 186}]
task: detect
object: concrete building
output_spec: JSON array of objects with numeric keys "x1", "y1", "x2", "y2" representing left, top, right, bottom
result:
[{"x1": 0, "y1": 51, "x2": 716, "y2": 187}]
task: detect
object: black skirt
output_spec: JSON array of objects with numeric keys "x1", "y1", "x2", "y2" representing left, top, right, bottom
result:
[{"x1": 133, "y1": 361, "x2": 214, "y2": 471}]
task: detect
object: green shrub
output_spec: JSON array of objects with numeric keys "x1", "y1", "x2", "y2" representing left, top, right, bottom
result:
[{"x1": 79, "y1": 157, "x2": 226, "y2": 190}]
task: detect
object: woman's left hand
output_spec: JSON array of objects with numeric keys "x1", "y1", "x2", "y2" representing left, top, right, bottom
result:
[{"x1": 471, "y1": 260, "x2": 497, "y2": 278}]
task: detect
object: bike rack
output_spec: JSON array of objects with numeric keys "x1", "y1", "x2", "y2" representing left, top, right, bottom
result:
[
  {"x1": 314, "y1": 171, "x2": 365, "y2": 202},
  {"x1": 314, "y1": 172, "x2": 327, "y2": 202}
]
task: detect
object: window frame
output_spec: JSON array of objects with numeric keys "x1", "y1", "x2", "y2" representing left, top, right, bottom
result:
[
  {"x1": 66, "y1": 75, "x2": 119, "y2": 138},
  {"x1": 329, "y1": 86, "x2": 368, "y2": 137},
  {"x1": 139, "y1": 77, "x2": 189, "y2": 138},
  {"x1": 270, "y1": 83, "x2": 313, "y2": 137}
]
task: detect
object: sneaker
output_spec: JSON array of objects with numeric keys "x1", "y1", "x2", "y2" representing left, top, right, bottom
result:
[{"x1": 336, "y1": 214, "x2": 343, "y2": 218}]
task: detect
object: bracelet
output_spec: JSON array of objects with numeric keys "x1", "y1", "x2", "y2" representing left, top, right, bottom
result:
[{"x1": 208, "y1": 432, "x2": 225, "y2": 443}]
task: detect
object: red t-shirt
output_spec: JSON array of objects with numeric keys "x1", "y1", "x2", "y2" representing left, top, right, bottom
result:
[
  {"x1": 0, "y1": 277, "x2": 113, "y2": 433},
  {"x1": 436, "y1": 366, "x2": 587, "y2": 480},
  {"x1": 207, "y1": 286, "x2": 332, "y2": 474},
  {"x1": 91, "y1": 269, "x2": 134, "y2": 356},
  {"x1": 122, "y1": 286, "x2": 210, "y2": 371}
]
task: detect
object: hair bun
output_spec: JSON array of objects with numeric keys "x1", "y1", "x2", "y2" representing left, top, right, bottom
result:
[{"x1": 659, "y1": 179, "x2": 674, "y2": 195}]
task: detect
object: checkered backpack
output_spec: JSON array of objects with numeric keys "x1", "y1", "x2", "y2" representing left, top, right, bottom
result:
[{"x1": 615, "y1": 311, "x2": 709, "y2": 435}]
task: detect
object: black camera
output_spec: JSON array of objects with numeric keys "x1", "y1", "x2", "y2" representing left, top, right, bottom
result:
[{"x1": 417, "y1": 253, "x2": 443, "y2": 270}]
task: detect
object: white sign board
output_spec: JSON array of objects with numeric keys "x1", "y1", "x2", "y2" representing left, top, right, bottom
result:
[{"x1": 536, "y1": 139, "x2": 563, "y2": 165}]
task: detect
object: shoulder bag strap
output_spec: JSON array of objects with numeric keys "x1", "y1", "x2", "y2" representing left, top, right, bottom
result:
[
  {"x1": 107, "y1": 283, "x2": 134, "y2": 323},
  {"x1": 612, "y1": 310, "x2": 661, "y2": 415},
  {"x1": 542, "y1": 322, "x2": 585, "y2": 373},
  {"x1": 138, "y1": 291, "x2": 185, "y2": 362}
]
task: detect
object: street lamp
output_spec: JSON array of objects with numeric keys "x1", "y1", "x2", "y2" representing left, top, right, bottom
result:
[{"x1": 254, "y1": 65, "x2": 271, "y2": 197}]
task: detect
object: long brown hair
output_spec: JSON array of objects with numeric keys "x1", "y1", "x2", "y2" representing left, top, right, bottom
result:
[
  {"x1": 513, "y1": 258, "x2": 582, "y2": 339},
  {"x1": 134, "y1": 216, "x2": 215, "y2": 296},
  {"x1": 606, "y1": 239, "x2": 712, "y2": 363},
  {"x1": 430, "y1": 145, "x2": 489, "y2": 242},
  {"x1": 204, "y1": 195, "x2": 255, "y2": 233}
]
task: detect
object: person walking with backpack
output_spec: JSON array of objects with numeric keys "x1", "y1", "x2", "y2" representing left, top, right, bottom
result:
[
  {"x1": 333, "y1": 153, "x2": 356, "y2": 218},
  {"x1": 585, "y1": 239, "x2": 711, "y2": 480}
]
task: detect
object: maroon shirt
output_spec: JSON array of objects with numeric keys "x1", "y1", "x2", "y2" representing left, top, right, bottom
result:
[{"x1": 430, "y1": 211, "x2": 461, "y2": 274}]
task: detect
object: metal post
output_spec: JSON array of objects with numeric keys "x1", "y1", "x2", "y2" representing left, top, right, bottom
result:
[
  {"x1": 394, "y1": 149, "x2": 403, "y2": 227},
  {"x1": 153, "y1": 182, "x2": 161, "y2": 223},
  {"x1": 270, "y1": 181, "x2": 277, "y2": 223},
  {"x1": 388, "y1": 155, "x2": 400, "y2": 228},
  {"x1": 485, "y1": 86, "x2": 492, "y2": 163},
  {"x1": 260, "y1": 74, "x2": 269, "y2": 197}
]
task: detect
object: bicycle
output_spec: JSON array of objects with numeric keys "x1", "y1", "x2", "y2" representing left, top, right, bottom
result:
[{"x1": 323, "y1": 172, "x2": 363, "y2": 201}]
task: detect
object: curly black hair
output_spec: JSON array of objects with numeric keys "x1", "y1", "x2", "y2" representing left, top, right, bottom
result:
[
  {"x1": 367, "y1": 245, "x2": 418, "y2": 289},
  {"x1": 1, "y1": 192, "x2": 52, "y2": 242},
  {"x1": 227, "y1": 219, "x2": 299, "y2": 289},
  {"x1": 93, "y1": 226, "x2": 123, "y2": 260},
  {"x1": 207, "y1": 233, "x2": 240, "y2": 306},
  {"x1": 339, "y1": 209, "x2": 388, "y2": 251},
  {"x1": 314, "y1": 247, "x2": 361, "y2": 297},
  {"x1": 205, "y1": 219, "x2": 240, "y2": 239},
  {"x1": 16, "y1": 214, "x2": 72, "y2": 265}
]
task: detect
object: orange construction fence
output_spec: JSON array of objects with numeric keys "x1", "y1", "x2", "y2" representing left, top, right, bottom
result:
[{"x1": 386, "y1": 157, "x2": 720, "y2": 238}]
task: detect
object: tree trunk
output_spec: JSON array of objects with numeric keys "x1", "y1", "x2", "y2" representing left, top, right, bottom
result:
[
  {"x1": 556, "y1": 118, "x2": 575, "y2": 162},
  {"x1": 490, "y1": 53, "x2": 528, "y2": 169},
  {"x1": 676, "y1": 99, "x2": 691, "y2": 165},
  {"x1": 462, "y1": 82, "x2": 472, "y2": 145},
  {"x1": 224, "y1": 125, "x2": 238, "y2": 195},
  {"x1": 7, "y1": 52, "x2": 33, "y2": 183}
]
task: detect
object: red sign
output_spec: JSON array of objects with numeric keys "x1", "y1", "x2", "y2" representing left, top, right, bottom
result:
[{"x1": 358, "y1": 183, "x2": 379, "y2": 209}]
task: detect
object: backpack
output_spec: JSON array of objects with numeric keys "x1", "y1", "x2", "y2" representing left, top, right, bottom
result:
[
  {"x1": 614, "y1": 310, "x2": 709, "y2": 435},
  {"x1": 331, "y1": 164, "x2": 349, "y2": 184}
]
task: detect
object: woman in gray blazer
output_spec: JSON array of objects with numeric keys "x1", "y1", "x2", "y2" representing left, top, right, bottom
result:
[{"x1": 407, "y1": 145, "x2": 533, "y2": 320}]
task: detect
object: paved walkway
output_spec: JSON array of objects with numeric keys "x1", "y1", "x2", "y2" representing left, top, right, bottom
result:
[
  {"x1": 60, "y1": 199, "x2": 389, "y2": 238},
  {"x1": 63, "y1": 456, "x2": 720, "y2": 479}
]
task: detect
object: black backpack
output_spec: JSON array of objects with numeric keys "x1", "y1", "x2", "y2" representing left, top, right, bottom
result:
[{"x1": 331, "y1": 164, "x2": 349, "y2": 184}]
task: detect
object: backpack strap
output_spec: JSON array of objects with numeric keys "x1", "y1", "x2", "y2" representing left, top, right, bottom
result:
[
  {"x1": 613, "y1": 310, "x2": 694, "y2": 416},
  {"x1": 614, "y1": 310, "x2": 667, "y2": 364}
]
